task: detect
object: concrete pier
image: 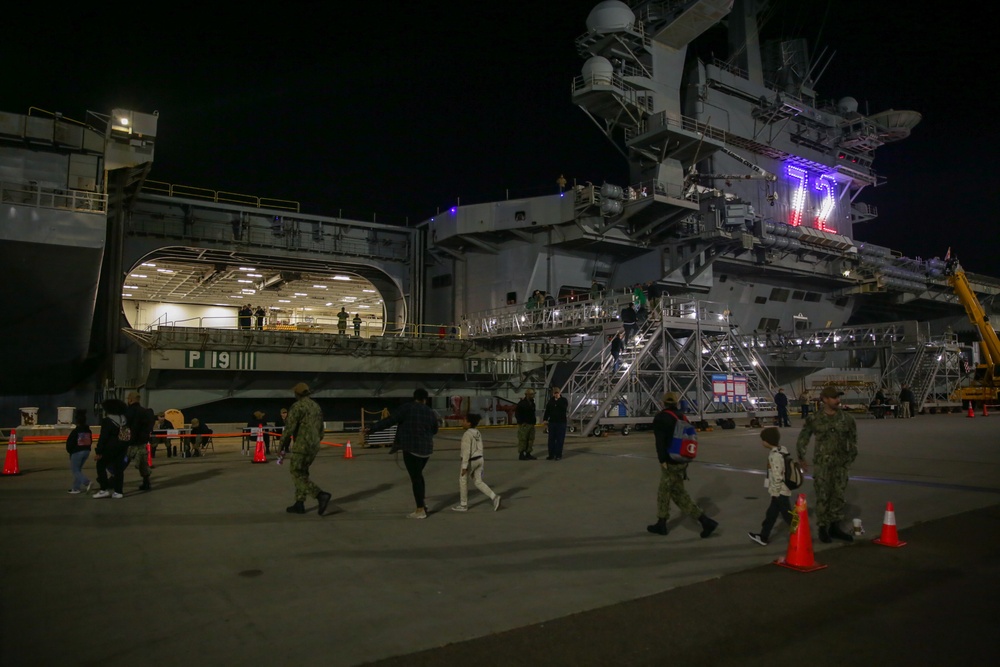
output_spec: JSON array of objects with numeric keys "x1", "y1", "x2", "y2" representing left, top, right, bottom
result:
[{"x1": 1, "y1": 414, "x2": 998, "y2": 665}]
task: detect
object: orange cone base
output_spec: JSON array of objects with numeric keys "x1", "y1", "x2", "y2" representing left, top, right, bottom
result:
[
  {"x1": 873, "y1": 537, "x2": 907, "y2": 548},
  {"x1": 3, "y1": 447, "x2": 20, "y2": 475},
  {"x1": 774, "y1": 557, "x2": 828, "y2": 572},
  {"x1": 344, "y1": 442, "x2": 354, "y2": 459}
]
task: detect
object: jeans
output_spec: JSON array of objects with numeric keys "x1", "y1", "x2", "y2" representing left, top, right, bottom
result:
[
  {"x1": 547, "y1": 422, "x2": 567, "y2": 458},
  {"x1": 69, "y1": 450, "x2": 91, "y2": 491},
  {"x1": 403, "y1": 451, "x2": 430, "y2": 509},
  {"x1": 759, "y1": 494, "x2": 793, "y2": 540}
]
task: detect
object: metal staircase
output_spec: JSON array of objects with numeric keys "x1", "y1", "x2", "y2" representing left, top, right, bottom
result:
[{"x1": 563, "y1": 297, "x2": 776, "y2": 436}]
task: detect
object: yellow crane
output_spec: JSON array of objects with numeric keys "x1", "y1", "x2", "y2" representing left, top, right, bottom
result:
[{"x1": 945, "y1": 253, "x2": 1000, "y2": 403}]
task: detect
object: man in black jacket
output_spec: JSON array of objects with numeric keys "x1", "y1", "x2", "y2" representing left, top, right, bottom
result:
[
  {"x1": 514, "y1": 389, "x2": 538, "y2": 460},
  {"x1": 125, "y1": 391, "x2": 154, "y2": 491},
  {"x1": 542, "y1": 387, "x2": 569, "y2": 460}
]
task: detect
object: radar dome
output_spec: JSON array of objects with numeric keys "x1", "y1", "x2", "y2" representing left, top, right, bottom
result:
[
  {"x1": 837, "y1": 97, "x2": 858, "y2": 115},
  {"x1": 581, "y1": 56, "x2": 614, "y2": 84},
  {"x1": 586, "y1": 1, "x2": 635, "y2": 35}
]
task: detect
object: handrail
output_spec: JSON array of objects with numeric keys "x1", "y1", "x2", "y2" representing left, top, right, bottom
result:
[
  {"x1": 143, "y1": 180, "x2": 300, "y2": 212},
  {"x1": 0, "y1": 180, "x2": 107, "y2": 214}
]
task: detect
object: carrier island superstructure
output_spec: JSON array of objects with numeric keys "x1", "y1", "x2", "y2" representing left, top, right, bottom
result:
[{"x1": 1, "y1": 0, "x2": 998, "y2": 426}]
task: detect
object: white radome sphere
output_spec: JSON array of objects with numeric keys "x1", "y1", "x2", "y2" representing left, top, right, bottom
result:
[
  {"x1": 581, "y1": 56, "x2": 614, "y2": 84},
  {"x1": 586, "y1": 1, "x2": 635, "y2": 34},
  {"x1": 837, "y1": 97, "x2": 859, "y2": 115}
]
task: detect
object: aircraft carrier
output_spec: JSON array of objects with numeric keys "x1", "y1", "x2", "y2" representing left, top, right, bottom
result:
[{"x1": 2, "y1": 0, "x2": 998, "y2": 428}]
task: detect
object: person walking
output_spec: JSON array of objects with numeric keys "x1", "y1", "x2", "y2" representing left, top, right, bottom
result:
[
  {"x1": 279, "y1": 383, "x2": 332, "y2": 516},
  {"x1": 796, "y1": 386, "x2": 858, "y2": 543},
  {"x1": 748, "y1": 427, "x2": 793, "y2": 545},
  {"x1": 620, "y1": 303, "x2": 638, "y2": 344},
  {"x1": 366, "y1": 388, "x2": 439, "y2": 519},
  {"x1": 93, "y1": 398, "x2": 129, "y2": 499},
  {"x1": 124, "y1": 391, "x2": 154, "y2": 491},
  {"x1": 774, "y1": 388, "x2": 791, "y2": 427},
  {"x1": 451, "y1": 414, "x2": 501, "y2": 512},
  {"x1": 514, "y1": 388, "x2": 538, "y2": 460},
  {"x1": 542, "y1": 386, "x2": 569, "y2": 460},
  {"x1": 65, "y1": 408, "x2": 93, "y2": 494},
  {"x1": 610, "y1": 330, "x2": 624, "y2": 372},
  {"x1": 646, "y1": 392, "x2": 718, "y2": 538}
]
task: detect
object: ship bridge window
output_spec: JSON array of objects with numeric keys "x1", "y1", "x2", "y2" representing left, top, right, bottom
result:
[
  {"x1": 804, "y1": 292, "x2": 821, "y2": 302},
  {"x1": 792, "y1": 290, "x2": 805, "y2": 300},
  {"x1": 769, "y1": 288, "x2": 790, "y2": 302},
  {"x1": 757, "y1": 317, "x2": 780, "y2": 332}
]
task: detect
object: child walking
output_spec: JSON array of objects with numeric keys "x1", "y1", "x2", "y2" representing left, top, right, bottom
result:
[
  {"x1": 452, "y1": 414, "x2": 501, "y2": 512},
  {"x1": 748, "y1": 427, "x2": 793, "y2": 545},
  {"x1": 66, "y1": 409, "x2": 93, "y2": 494}
]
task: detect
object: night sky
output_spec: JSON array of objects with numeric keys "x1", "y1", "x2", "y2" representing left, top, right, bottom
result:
[{"x1": 5, "y1": 2, "x2": 994, "y2": 274}]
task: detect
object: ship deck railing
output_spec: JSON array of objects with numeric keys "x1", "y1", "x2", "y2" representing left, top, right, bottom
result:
[
  {"x1": 464, "y1": 294, "x2": 733, "y2": 341},
  {"x1": 0, "y1": 180, "x2": 106, "y2": 214}
]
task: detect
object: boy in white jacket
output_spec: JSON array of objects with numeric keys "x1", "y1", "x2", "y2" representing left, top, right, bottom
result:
[
  {"x1": 452, "y1": 413, "x2": 501, "y2": 512},
  {"x1": 748, "y1": 427, "x2": 793, "y2": 545}
]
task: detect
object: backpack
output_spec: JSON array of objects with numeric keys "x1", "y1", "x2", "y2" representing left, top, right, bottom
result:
[
  {"x1": 663, "y1": 410, "x2": 698, "y2": 463},
  {"x1": 780, "y1": 450, "x2": 804, "y2": 490}
]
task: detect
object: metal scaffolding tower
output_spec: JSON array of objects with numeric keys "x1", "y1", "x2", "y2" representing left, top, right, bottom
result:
[{"x1": 562, "y1": 298, "x2": 777, "y2": 436}]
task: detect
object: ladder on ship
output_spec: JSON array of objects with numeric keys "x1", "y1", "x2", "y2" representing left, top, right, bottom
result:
[
  {"x1": 900, "y1": 339, "x2": 966, "y2": 412},
  {"x1": 562, "y1": 298, "x2": 776, "y2": 436}
]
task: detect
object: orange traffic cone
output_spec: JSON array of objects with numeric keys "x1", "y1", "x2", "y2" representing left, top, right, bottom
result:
[
  {"x1": 146, "y1": 442, "x2": 154, "y2": 468},
  {"x1": 967, "y1": 403, "x2": 975, "y2": 418},
  {"x1": 344, "y1": 439, "x2": 353, "y2": 459},
  {"x1": 775, "y1": 493, "x2": 827, "y2": 572},
  {"x1": 3, "y1": 429, "x2": 20, "y2": 476},
  {"x1": 984, "y1": 403, "x2": 990, "y2": 417},
  {"x1": 873, "y1": 501, "x2": 907, "y2": 547},
  {"x1": 252, "y1": 426, "x2": 268, "y2": 463}
]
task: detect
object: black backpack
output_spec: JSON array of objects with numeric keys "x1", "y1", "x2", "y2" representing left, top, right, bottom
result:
[{"x1": 781, "y1": 450, "x2": 804, "y2": 490}]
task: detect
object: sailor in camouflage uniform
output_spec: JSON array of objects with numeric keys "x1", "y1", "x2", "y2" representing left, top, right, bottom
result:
[
  {"x1": 646, "y1": 392, "x2": 718, "y2": 538},
  {"x1": 796, "y1": 386, "x2": 858, "y2": 543},
  {"x1": 279, "y1": 383, "x2": 332, "y2": 516}
]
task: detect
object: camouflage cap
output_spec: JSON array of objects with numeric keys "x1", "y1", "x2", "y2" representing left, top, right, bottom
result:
[
  {"x1": 292, "y1": 382, "x2": 311, "y2": 397},
  {"x1": 663, "y1": 392, "x2": 679, "y2": 405},
  {"x1": 819, "y1": 386, "x2": 844, "y2": 399}
]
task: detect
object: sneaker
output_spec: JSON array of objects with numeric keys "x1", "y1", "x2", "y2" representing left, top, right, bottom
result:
[
  {"x1": 407, "y1": 510, "x2": 428, "y2": 519},
  {"x1": 111, "y1": 492, "x2": 124, "y2": 499},
  {"x1": 493, "y1": 495, "x2": 502, "y2": 512},
  {"x1": 93, "y1": 490, "x2": 111, "y2": 499},
  {"x1": 451, "y1": 505, "x2": 468, "y2": 512},
  {"x1": 748, "y1": 532, "x2": 768, "y2": 546},
  {"x1": 68, "y1": 489, "x2": 81, "y2": 495}
]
